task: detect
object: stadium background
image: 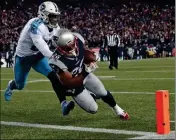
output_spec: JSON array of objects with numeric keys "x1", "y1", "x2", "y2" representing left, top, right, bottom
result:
[
  {"x1": 0, "y1": 0, "x2": 175, "y2": 67},
  {"x1": 0, "y1": 0, "x2": 175, "y2": 139}
]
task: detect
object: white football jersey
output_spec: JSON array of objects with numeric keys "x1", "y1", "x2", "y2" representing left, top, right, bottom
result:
[{"x1": 16, "y1": 17, "x2": 60, "y2": 57}]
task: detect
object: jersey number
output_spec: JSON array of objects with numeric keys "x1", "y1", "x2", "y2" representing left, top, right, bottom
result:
[{"x1": 71, "y1": 59, "x2": 84, "y2": 76}]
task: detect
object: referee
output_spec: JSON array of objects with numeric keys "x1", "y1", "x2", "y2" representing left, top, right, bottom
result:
[{"x1": 105, "y1": 30, "x2": 120, "y2": 70}]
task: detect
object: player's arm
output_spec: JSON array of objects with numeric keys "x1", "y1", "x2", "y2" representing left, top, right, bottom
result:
[
  {"x1": 58, "y1": 71, "x2": 87, "y2": 88},
  {"x1": 72, "y1": 32, "x2": 99, "y2": 70},
  {"x1": 29, "y1": 26, "x2": 53, "y2": 58},
  {"x1": 49, "y1": 59, "x2": 88, "y2": 88}
]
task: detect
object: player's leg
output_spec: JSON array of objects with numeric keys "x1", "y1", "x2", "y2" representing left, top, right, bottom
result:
[
  {"x1": 111, "y1": 46, "x2": 117, "y2": 69},
  {"x1": 113, "y1": 47, "x2": 118, "y2": 69},
  {"x1": 4, "y1": 55, "x2": 31, "y2": 101},
  {"x1": 108, "y1": 47, "x2": 113, "y2": 70},
  {"x1": 72, "y1": 87, "x2": 98, "y2": 114},
  {"x1": 32, "y1": 57, "x2": 74, "y2": 115},
  {"x1": 84, "y1": 73, "x2": 129, "y2": 120}
]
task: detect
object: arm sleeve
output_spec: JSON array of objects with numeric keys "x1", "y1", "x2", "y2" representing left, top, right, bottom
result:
[
  {"x1": 49, "y1": 57, "x2": 68, "y2": 73},
  {"x1": 29, "y1": 28, "x2": 53, "y2": 58}
]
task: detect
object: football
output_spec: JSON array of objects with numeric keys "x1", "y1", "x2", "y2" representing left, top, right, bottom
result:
[{"x1": 84, "y1": 49, "x2": 96, "y2": 64}]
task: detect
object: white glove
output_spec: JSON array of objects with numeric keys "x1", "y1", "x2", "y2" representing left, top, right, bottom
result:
[
  {"x1": 93, "y1": 52, "x2": 99, "y2": 61},
  {"x1": 84, "y1": 62, "x2": 98, "y2": 73}
]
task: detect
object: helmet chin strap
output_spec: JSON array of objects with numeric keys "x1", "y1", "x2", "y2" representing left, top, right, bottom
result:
[
  {"x1": 47, "y1": 22, "x2": 58, "y2": 29},
  {"x1": 68, "y1": 49, "x2": 77, "y2": 57},
  {"x1": 43, "y1": 17, "x2": 58, "y2": 28}
]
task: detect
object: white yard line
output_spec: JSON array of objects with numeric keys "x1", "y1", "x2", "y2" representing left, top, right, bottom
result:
[
  {"x1": 2, "y1": 73, "x2": 39, "y2": 75},
  {"x1": 27, "y1": 80, "x2": 49, "y2": 83},
  {"x1": 100, "y1": 66, "x2": 174, "y2": 68},
  {"x1": 2, "y1": 69, "x2": 175, "y2": 74},
  {"x1": 111, "y1": 91, "x2": 175, "y2": 95},
  {"x1": 1, "y1": 77, "x2": 175, "y2": 81},
  {"x1": 102, "y1": 78, "x2": 175, "y2": 80},
  {"x1": 95, "y1": 70, "x2": 174, "y2": 73},
  {"x1": 117, "y1": 58, "x2": 174, "y2": 62},
  {"x1": 1, "y1": 121, "x2": 174, "y2": 139},
  {"x1": 1, "y1": 78, "x2": 175, "y2": 94},
  {"x1": 130, "y1": 131, "x2": 175, "y2": 139},
  {"x1": 0, "y1": 121, "x2": 156, "y2": 136},
  {"x1": 0, "y1": 90, "x2": 175, "y2": 95}
]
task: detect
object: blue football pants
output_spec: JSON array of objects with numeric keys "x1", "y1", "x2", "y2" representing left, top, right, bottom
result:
[{"x1": 13, "y1": 55, "x2": 52, "y2": 90}]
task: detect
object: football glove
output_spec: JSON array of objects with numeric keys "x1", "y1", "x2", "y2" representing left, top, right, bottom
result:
[
  {"x1": 84, "y1": 62, "x2": 98, "y2": 73},
  {"x1": 93, "y1": 52, "x2": 99, "y2": 61}
]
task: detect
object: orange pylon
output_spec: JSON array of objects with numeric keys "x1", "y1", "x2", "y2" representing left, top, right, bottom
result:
[{"x1": 156, "y1": 90, "x2": 170, "y2": 134}]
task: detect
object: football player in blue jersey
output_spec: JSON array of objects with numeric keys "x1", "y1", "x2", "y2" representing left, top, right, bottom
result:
[
  {"x1": 49, "y1": 29, "x2": 130, "y2": 120},
  {"x1": 4, "y1": 1, "x2": 74, "y2": 116}
]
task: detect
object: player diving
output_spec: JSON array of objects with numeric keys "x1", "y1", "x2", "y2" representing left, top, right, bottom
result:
[{"x1": 49, "y1": 28, "x2": 130, "y2": 120}]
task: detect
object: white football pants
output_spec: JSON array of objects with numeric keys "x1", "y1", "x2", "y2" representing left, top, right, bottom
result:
[{"x1": 72, "y1": 73, "x2": 107, "y2": 113}]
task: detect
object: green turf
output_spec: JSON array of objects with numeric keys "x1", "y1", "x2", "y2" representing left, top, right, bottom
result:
[
  {"x1": 0, "y1": 58, "x2": 175, "y2": 139},
  {"x1": 1, "y1": 125, "x2": 137, "y2": 139}
]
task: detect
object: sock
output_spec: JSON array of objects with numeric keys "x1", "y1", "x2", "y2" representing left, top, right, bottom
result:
[
  {"x1": 10, "y1": 80, "x2": 17, "y2": 90},
  {"x1": 61, "y1": 100, "x2": 67, "y2": 107},
  {"x1": 113, "y1": 104, "x2": 124, "y2": 116},
  {"x1": 101, "y1": 90, "x2": 116, "y2": 107},
  {"x1": 47, "y1": 71, "x2": 66, "y2": 103}
]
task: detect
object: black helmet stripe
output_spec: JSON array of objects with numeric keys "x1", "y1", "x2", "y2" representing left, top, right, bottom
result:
[{"x1": 52, "y1": 2, "x2": 58, "y2": 12}]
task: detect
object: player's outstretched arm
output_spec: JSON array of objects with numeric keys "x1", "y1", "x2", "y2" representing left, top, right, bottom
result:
[
  {"x1": 58, "y1": 71, "x2": 87, "y2": 88},
  {"x1": 30, "y1": 33, "x2": 53, "y2": 58},
  {"x1": 49, "y1": 59, "x2": 89, "y2": 88}
]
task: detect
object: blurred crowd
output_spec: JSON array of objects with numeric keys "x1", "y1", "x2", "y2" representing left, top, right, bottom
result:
[{"x1": 0, "y1": 0, "x2": 175, "y2": 61}]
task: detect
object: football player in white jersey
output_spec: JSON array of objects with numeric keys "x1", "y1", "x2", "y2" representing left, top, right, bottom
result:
[
  {"x1": 4, "y1": 1, "x2": 75, "y2": 116},
  {"x1": 49, "y1": 29, "x2": 130, "y2": 120}
]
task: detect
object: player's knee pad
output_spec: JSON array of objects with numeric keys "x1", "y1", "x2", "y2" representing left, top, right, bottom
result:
[
  {"x1": 73, "y1": 89, "x2": 98, "y2": 114},
  {"x1": 89, "y1": 102, "x2": 98, "y2": 114}
]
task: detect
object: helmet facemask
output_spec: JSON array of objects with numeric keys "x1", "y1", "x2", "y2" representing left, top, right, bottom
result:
[
  {"x1": 56, "y1": 37, "x2": 78, "y2": 57},
  {"x1": 52, "y1": 33, "x2": 79, "y2": 57},
  {"x1": 38, "y1": 1, "x2": 60, "y2": 28},
  {"x1": 47, "y1": 14, "x2": 60, "y2": 28}
]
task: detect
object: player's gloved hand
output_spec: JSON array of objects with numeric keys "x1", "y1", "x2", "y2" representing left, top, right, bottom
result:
[
  {"x1": 93, "y1": 52, "x2": 99, "y2": 61},
  {"x1": 84, "y1": 62, "x2": 98, "y2": 73},
  {"x1": 82, "y1": 62, "x2": 98, "y2": 77}
]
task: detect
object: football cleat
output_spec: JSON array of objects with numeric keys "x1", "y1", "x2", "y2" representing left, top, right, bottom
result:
[
  {"x1": 4, "y1": 80, "x2": 13, "y2": 101},
  {"x1": 119, "y1": 112, "x2": 130, "y2": 120},
  {"x1": 61, "y1": 101, "x2": 75, "y2": 116},
  {"x1": 114, "y1": 66, "x2": 118, "y2": 69},
  {"x1": 109, "y1": 66, "x2": 113, "y2": 70}
]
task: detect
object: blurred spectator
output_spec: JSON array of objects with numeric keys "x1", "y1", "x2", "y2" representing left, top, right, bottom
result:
[
  {"x1": 0, "y1": 0, "x2": 175, "y2": 59},
  {"x1": 5, "y1": 49, "x2": 13, "y2": 68}
]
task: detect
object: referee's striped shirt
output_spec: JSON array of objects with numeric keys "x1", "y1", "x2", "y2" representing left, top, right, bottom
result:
[{"x1": 105, "y1": 34, "x2": 120, "y2": 47}]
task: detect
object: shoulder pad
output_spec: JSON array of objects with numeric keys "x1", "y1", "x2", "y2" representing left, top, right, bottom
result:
[
  {"x1": 49, "y1": 57, "x2": 68, "y2": 71},
  {"x1": 30, "y1": 19, "x2": 43, "y2": 34}
]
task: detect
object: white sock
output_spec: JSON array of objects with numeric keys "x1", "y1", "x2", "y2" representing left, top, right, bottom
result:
[{"x1": 113, "y1": 104, "x2": 124, "y2": 115}]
